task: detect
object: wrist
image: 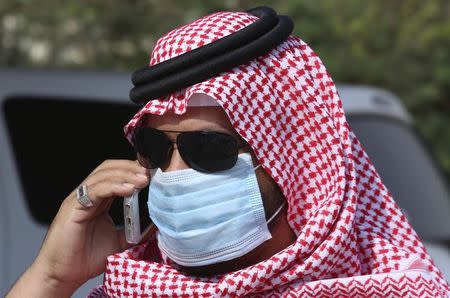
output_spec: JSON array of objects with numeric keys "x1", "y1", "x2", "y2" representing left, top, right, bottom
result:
[
  {"x1": 7, "y1": 261, "x2": 79, "y2": 298},
  {"x1": 28, "y1": 259, "x2": 80, "y2": 297}
]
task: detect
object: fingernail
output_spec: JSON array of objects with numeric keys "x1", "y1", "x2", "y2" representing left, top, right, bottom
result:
[
  {"x1": 122, "y1": 183, "x2": 135, "y2": 189},
  {"x1": 136, "y1": 173, "x2": 149, "y2": 179}
]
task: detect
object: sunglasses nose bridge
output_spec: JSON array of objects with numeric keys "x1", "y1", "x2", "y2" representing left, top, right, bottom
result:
[{"x1": 162, "y1": 141, "x2": 190, "y2": 172}]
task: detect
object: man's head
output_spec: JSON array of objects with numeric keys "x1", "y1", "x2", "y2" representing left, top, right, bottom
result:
[
  {"x1": 103, "y1": 9, "x2": 448, "y2": 297},
  {"x1": 124, "y1": 9, "x2": 344, "y2": 276},
  {"x1": 138, "y1": 103, "x2": 285, "y2": 213},
  {"x1": 136, "y1": 103, "x2": 296, "y2": 275}
]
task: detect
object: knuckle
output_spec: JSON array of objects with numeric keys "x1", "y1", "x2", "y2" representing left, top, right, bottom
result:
[
  {"x1": 101, "y1": 159, "x2": 113, "y2": 167},
  {"x1": 110, "y1": 185, "x2": 124, "y2": 197},
  {"x1": 134, "y1": 176, "x2": 150, "y2": 186},
  {"x1": 85, "y1": 181, "x2": 98, "y2": 196},
  {"x1": 61, "y1": 194, "x2": 73, "y2": 208},
  {"x1": 86, "y1": 181, "x2": 107, "y2": 198},
  {"x1": 112, "y1": 183, "x2": 133, "y2": 197}
]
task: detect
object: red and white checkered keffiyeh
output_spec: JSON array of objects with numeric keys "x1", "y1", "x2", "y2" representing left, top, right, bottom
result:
[{"x1": 98, "y1": 11, "x2": 450, "y2": 297}]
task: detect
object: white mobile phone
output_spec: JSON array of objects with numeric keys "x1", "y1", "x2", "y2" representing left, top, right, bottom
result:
[{"x1": 123, "y1": 189, "x2": 154, "y2": 244}]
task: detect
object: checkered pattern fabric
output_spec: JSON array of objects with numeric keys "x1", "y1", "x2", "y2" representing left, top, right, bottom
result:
[{"x1": 100, "y1": 11, "x2": 450, "y2": 297}]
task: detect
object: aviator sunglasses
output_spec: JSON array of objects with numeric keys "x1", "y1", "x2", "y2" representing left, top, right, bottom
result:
[{"x1": 132, "y1": 126, "x2": 247, "y2": 173}]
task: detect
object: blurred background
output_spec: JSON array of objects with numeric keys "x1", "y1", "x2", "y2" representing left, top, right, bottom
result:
[
  {"x1": 1, "y1": 1, "x2": 449, "y2": 296},
  {"x1": 1, "y1": 0, "x2": 449, "y2": 179}
]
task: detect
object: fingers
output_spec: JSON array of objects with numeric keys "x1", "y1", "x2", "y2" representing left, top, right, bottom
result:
[
  {"x1": 86, "y1": 168, "x2": 149, "y2": 196},
  {"x1": 85, "y1": 180, "x2": 134, "y2": 201},
  {"x1": 90, "y1": 159, "x2": 144, "y2": 176},
  {"x1": 68, "y1": 159, "x2": 150, "y2": 213}
]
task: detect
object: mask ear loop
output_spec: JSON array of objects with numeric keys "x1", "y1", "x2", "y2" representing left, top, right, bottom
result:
[
  {"x1": 267, "y1": 201, "x2": 287, "y2": 224},
  {"x1": 251, "y1": 163, "x2": 287, "y2": 224}
]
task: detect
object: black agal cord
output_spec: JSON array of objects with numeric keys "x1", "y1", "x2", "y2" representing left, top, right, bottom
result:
[{"x1": 129, "y1": 6, "x2": 293, "y2": 104}]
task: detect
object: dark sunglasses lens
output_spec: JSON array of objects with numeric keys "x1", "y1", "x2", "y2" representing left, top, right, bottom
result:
[
  {"x1": 178, "y1": 131, "x2": 239, "y2": 172},
  {"x1": 133, "y1": 127, "x2": 172, "y2": 169}
]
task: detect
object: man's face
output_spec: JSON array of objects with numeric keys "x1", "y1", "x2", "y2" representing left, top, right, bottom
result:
[{"x1": 142, "y1": 106, "x2": 295, "y2": 275}]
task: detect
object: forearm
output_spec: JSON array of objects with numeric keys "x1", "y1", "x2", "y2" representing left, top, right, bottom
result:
[
  {"x1": 7, "y1": 160, "x2": 146, "y2": 297},
  {"x1": 6, "y1": 259, "x2": 79, "y2": 298}
]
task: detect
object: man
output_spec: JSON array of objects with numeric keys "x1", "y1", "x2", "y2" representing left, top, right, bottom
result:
[{"x1": 8, "y1": 8, "x2": 450, "y2": 298}]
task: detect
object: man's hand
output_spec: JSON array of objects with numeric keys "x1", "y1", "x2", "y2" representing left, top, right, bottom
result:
[{"x1": 7, "y1": 160, "x2": 150, "y2": 298}]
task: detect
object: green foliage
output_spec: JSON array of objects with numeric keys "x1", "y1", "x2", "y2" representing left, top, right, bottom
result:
[{"x1": 1, "y1": 0, "x2": 449, "y2": 178}]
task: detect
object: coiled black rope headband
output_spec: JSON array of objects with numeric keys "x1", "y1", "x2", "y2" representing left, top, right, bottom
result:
[{"x1": 129, "y1": 6, "x2": 293, "y2": 104}]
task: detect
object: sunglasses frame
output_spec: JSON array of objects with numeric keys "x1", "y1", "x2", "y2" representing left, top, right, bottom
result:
[{"x1": 132, "y1": 126, "x2": 248, "y2": 173}]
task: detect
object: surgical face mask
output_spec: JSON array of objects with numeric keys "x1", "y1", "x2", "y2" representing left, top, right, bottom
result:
[{"x1": 147, "y1": 153, "x2": 285, "y2": 267}]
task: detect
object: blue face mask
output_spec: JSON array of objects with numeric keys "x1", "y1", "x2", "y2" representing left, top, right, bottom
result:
[{"x1": 147, "y1": 153, "x2": 285, "y2": 267}]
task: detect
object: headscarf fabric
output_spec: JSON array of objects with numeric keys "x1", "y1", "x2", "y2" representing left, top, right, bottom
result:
[{"x1": 100, "y1": 11, "x2": 450, "y2": 297}]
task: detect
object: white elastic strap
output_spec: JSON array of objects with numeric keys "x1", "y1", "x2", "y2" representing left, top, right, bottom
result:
[
  {"x1": 254, "y1": 164, "x2": 262, "y2": 171},
  {"x1": 267, "y1": 201, "x2": 287, "y2": 224},
  {"x1": 252, "y1": 163, "x2": 286, "y2": 225}
]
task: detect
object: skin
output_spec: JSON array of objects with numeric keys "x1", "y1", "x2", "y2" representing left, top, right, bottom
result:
[
  {"x1": 145, "y1": 107, "x2": 297, "y2": 275},
  {"x1": 7, "y1": 106, "x2": 296, "y2": 297}
]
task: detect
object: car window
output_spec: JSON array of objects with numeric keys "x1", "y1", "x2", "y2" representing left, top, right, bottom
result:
[
  {"x1": 347, "y1": 115, "x2": 450, "y2": 241},
  {"x1": 5, "y1": 98, "x2": 450, "y2": 240},
  {"x1": 3, "y1": 96, "x2": 138, "y2": 226}
]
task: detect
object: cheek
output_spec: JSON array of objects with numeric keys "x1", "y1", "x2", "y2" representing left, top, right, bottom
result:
[
  {"x1": 244, "y1": 149, "x2": 285, "y2": 216},
  {"x1": 255, "y1": 170, "x2": 272, "y2": 198},
  {"x1": 251, "y1": 152, "x2": 278, "y2": 196},
  {"x1": 255, "y1": 168, "x2": 285, "y2": 219}
]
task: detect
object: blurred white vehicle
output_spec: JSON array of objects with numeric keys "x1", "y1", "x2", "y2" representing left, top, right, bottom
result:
[{"x1": 0, "y1": 69, "x2": 449, "y2": 297}]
